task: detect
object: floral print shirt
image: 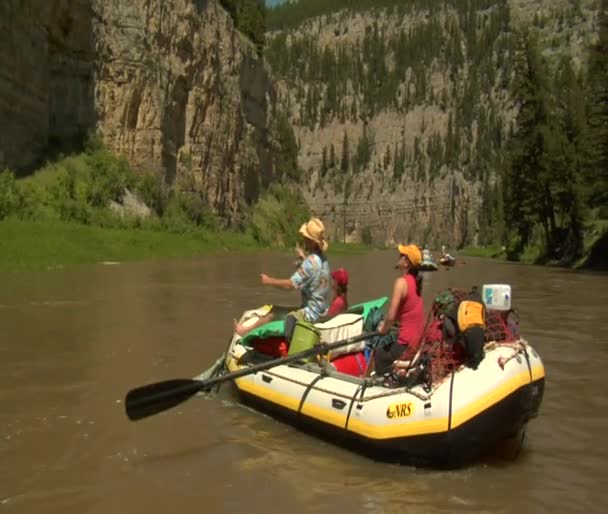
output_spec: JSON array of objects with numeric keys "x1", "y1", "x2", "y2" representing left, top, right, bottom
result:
[{"x1": 290, "y1": 253, "x2": 331, "y2": 322}]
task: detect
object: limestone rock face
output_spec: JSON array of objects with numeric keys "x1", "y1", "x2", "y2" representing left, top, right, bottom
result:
[
  {"x1": 0, "y1": 0, "x2": 95, "y2": 171},
  {"x1": 0, "y1": 0, "x2": 277, "y2": 225},
  {"x1": 267, "y1": 6, "x2": 494, "y2": 247},
  {"x1": 266, "y1": 0, "x2": 598, "y2": 247},
  {"x1": 94, "y1": 0, "x2": 277, "y2": 224}
]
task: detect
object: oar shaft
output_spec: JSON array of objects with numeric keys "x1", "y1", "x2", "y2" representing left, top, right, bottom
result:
[
  {"x1": 125, "y1": 331, "x2": 379, "y2": 421},
  {"x1": 198, "y1": 331, "x2": 380, "y2": 390}
]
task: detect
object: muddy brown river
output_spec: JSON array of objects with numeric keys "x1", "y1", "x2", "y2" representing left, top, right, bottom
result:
[{"x1": 1, "y1": 251, "x2": 606, "y2": 513}]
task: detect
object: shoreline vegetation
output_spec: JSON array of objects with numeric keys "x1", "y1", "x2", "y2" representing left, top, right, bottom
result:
[
  {"x1": 0, "y1": 142, "x2": 371, "y2": 273},
  {"x1": 2, "y1": 218, "x2": 603, "y2": 274},
  {"x1": 459, "y1": 214, "x2": 608, "y2": 270},
  {"x1": 0, "y1": 219, "x2": 257, "y2": 273},
  {"x1": 0, "y1": 219, "x2": 374, "y2": 273},
  {"x1": 1, "y1": 142, "x2": 605, "y2": 273}
]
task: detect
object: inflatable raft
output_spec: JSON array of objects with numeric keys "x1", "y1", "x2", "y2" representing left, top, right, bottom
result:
[
  {"x1": 439, "y1": 254, "x2": 456, "y2": 267},
  {"x1": 419, "y1": 257, "x2": 439, "y2": 271},
  {"x1": 221, "y1": 297, "x2": 545, "y2": 468}
]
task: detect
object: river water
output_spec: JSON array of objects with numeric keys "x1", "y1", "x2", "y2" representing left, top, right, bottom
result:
[{"x1": 1, "y1": 251, "x2": 606, "y2": 513}]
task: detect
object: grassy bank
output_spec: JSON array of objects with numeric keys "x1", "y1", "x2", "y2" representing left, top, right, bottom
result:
[
  {"x1": 0, "y1": 219, "x2": 378, "y2": 273},
  {"x1": 458, "y1": 244, "x2": 507, "y2": 259},
  {"x1": 0, "y1": 219, "x2": 259, "y2": 273}
]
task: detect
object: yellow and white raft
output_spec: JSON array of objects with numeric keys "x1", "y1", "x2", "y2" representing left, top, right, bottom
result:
[{"x1": 222, "y1": 305, "x2": 545, "y2": 468}]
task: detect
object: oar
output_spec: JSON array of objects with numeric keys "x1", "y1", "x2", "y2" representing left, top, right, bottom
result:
[{"x1": 125, "y1": 331, "x2": 379, "y2": 422}]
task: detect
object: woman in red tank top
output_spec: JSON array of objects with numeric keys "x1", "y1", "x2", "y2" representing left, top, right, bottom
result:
[{"x1": 374, "y1": 244, "x2": 425, "y2": 376}]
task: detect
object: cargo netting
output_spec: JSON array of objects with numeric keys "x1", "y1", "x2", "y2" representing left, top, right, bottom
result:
[{"x1": 390, "y1": 288, "x2": 520, "y2": 388}]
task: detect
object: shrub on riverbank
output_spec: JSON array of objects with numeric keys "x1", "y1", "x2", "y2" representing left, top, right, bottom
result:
[
  {"x1": 248, "y1": 183, "x2": 310, "y2": 248},
  {"x1": 0, "y1": 140, "x2": 224, "y2": 234}
]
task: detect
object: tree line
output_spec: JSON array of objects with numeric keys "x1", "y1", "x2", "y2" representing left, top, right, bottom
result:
[
  {"x1": 265, "y1": 0, "x2": 606, "y2": 264},
  {"x1": 220, "y1": 0, "x2": 266, "y2": 52},
  {"x1": 497, "y1": 1, "x2": 607, "y2": 263}
]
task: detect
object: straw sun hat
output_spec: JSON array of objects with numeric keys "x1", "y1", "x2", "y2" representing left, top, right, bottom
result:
[{"x1": 299, "y1": 218, "x2": 328, "y2": 252}]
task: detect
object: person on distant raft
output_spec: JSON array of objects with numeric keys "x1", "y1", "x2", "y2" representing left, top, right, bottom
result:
[
  {"x1": 327, "y1": 267, "x2": 349, "y2": 316},
  {"x1": 374, "y1": 244, "x2": 425, "y2": 376},
  {"x1": 422, "y1": 245, "x2": 431, "y2": 261},
  {"x1": 233, "y1": 217, "x2": 331, "y2": 339}
]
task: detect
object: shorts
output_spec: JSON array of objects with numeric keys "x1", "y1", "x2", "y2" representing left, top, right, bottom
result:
[{"x1": 284, "y1": 309, "x2": 307, "y2": 342}]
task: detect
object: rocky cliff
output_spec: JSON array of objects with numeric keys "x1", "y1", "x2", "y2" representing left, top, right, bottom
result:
[
  {"x1": 0, "y1": 0, "x2": 277, "y2": 225},
  {"x1": 0, "y1": 0, "x2": 95, "y2": 172},
  {"x1": 265, "y1": 0, "x2": 598, "y2": 247},
  {"x1": 0, "y1": 0, "x2": 598, "y2": 234}
]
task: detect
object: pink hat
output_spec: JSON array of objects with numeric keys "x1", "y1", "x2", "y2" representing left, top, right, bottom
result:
[{"x1": 331, "y1": 268, "x2": 349, "y2": 287}]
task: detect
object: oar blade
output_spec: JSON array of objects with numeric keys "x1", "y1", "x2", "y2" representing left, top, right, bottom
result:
[
  {"x1": 125, "y1": 379, "x2": 203, "y2": 421},
  {"x1": 124, "y1": 331, "x2": 380, "y2": 422}
]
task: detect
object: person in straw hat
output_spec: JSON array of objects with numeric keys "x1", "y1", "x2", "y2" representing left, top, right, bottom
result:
[
  {"x1": 371, "y1": 243, "x2": 426, "y2": 377},
  {"x1": 234, "y1": 217, "x2": 331, "y2": 339}
]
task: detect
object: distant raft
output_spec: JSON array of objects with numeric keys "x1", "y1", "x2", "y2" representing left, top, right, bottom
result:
[
  {"x1": 439, "y1": 254, "x2": 456, "y2": 267},
  {"x1": 217, "y1": 297, "x2": 545, "y2": 468},
  {"x1": 419, "y1": 257, "x2": 439, "y2": 271}
]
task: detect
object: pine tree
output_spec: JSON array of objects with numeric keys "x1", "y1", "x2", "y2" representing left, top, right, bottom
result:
[
  {"x1": 392, "y1": 144, "x2": 399, "y2": 179},
  {"x1": 321, "y1": 146, "x2": 328, "y2": 177},
  {"x1": 584, "y1": 0, "x2": 608, "y2": 209},
  {"x1": 340, "y1": 131, "x2": 350, "y2": 174},
  {"x1": 384, "y1": 144, "x2": 391, "y2": 170},
  {"x1": 549, "y1": 57, "x2": 587, "y2": 258},
  {"x1": 329, "y1": 144, "x2": 336, "y2": 169},
  {"x1": 234, "y1": 0, "x2": 266, "y2": 53},
  {"x1": 275, "y1": 112, "x2": 299, "y2": 181},
  {"x1": 354, "y1": 128, "x2": 373, "y2": 173},
  {"x1": 503, "y1": 32, "x2": 551, "y2": 256}
]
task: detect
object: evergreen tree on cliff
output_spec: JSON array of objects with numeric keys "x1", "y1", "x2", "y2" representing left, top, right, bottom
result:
[
  {"x1": 585, "y1": 0, "x2": 608, "y2": 210},
  {"x1": 275, "y1": 112, "x2": 299, "y2": 181},
  {"x1": 221, "y1": 0, "x2": 266, "y2": 52}
]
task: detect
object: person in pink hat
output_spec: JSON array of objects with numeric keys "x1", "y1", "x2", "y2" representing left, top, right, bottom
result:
[{"x1": 327, "y1": 268, "x2": 349, "y2": 316}]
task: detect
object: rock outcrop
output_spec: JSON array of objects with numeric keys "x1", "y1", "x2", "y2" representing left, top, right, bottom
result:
[
  {"x1": 94, "y1": 0, "x2": 277, "y2": 224},
  {"x1": 0, "y1": 0, "x2": 277, "y2": 225},
  {"x1": 0, "y1": 0, "x2": 95, "y2": 171}
]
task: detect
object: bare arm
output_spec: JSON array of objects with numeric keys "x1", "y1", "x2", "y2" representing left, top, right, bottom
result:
[
  {"x1": 294, "y1": 246, "x2": 306, "y2": 267},
  {"x1": 261, "y1": 274, "x2": 295, "y2": 290},
  {"x1": 379, "y1": 276, "x2": 407, "y2": 334},
  {"x1": 295, "y1": 245, "x2": 307, "y2": 260}
]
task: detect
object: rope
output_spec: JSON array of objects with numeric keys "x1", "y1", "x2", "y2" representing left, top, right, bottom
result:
[
  {"x1": 243, "y1": 340, "x2": 529, "y2": 403},
  {"x1": 257, "y1": 367, "x2": 433, "y2": 402},
  {"x1": 486, "y1": 340, "x2": 527, "y2": 370}
]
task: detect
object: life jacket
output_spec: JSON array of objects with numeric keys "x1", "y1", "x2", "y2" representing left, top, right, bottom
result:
[
  {"x1": 441, "y1": 289, "x2": 486, "y2": 370},
  {"x1": 457, "y1": 300, "x2": 485, "y2": 332}
]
